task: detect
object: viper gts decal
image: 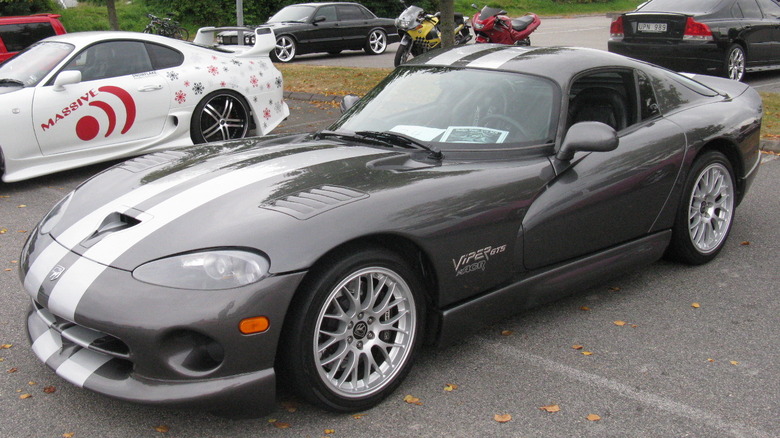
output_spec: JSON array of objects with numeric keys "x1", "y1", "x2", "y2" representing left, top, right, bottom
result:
[{"x1": 452, "y1": 244, "x2": 507, "y2": 276}]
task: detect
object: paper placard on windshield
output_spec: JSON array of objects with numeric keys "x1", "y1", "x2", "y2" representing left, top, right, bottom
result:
[
  {"x1": 390, "y1": 125, "x2": 446, "y2": 141},
  {"x1": 441, "y1": 126, "x2": 509, "y2": 143}
]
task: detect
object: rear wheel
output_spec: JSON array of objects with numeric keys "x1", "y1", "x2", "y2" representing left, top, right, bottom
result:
[
  {"x1": 667, "y1": 151, "x2": 735, "y2": 265},
  {"x1": 189, "y1": 90, "x2": 250, "y2": 144},
  {"x1": 281, "y1": 247, "x2": 425, "y2": 412},
  {"x1": 725, "y1": 44, "x2": 745, "y2": 81},
  {"x1": 365, "y1": 29, "x2": 387, "y2": 55}
]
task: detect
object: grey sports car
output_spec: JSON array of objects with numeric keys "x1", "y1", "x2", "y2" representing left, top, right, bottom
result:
[{"x1": 21, "y1": 45, "x2": 761, "y2": 416}]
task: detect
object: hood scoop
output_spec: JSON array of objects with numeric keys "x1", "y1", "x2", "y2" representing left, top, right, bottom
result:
[
  {"x1": 119, "y1": 150, "x2": 188, "y2": 173},
  {"x1": 261, "y1": 185, "x2": 368, "y2": 220},
  {"x1": 80, "y1": 211, "x2": 142, "y2": 248}
]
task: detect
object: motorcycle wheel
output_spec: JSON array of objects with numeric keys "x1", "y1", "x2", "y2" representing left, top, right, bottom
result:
[
  {"x1": 394, "y1": 43, "x2": 413, "y2": 67},
  {"x1": 515, "y1": 37, "x2": 531, "y2": 46}
]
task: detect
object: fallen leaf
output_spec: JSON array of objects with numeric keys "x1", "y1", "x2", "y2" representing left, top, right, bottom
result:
[
  {"x1": 20, "y1": 393, "x2": 32, "y2": 399},
  {"x1": 281, "y1": 401, "x2": 298, "y2": 412},
  {"x1": 324, "y1": 429, "x2": 335, "y2": 434},
  {"x1": 28, "y1": 381, "x2": 36, "y2": 385},
  {"x1": 630, "y1": 324, "x2": 638, "y2": 328},
  {"x1": 444, "y1": 383, "x2": 458, "y2": 392},
  {"x1": 154, "y1": 425, "x2": 169, "y2": 433},
  {"x1": 273, "y1": 422, "x2": 290, "y2": 429},
  {"x1": 579, "y1": 306, "x2": 591, "y2": 311},
  {"x1": 43, "y1": 386, "x2": 56, "y2": 394},
  {"x1": 0, "y1": 228, "x2": 7, "y2": 234},
  {"x1": 0, "y1": 358, "x2": 4, "y2": 361},
  {"x1": 608, "y1": 286, "x2": 621, "y2": 292},
  {"x1": 586, "y1": 414, "x2": 602, "y2": 421},
  {"x1": 572, "y1": 345, "x2": 584, "y2": 350},
  {"x1": 730, "y1": 361, "x2": 739, "y2": 366},
  {"x1": 614, "y1": 320, "x2": 627, "y2": 326},
  {"x1": 740, "y1": 241, "x2": 750, "y2": 246},
  {"x1": 62, "y1": 433, "x2": 75, "y2": 438},
  {"x1": 691, "y1": 302, "x2": 701, "y2": 308},
  {"x1": 494, "y1": 414, "x2": 512, "y2": 423},
  {"x1": 0, "y1": 344, "x2": 12, "y2": 349},
  {"x1": 17, "y1": 230, "x2": 27, "y2": 233},
  {"x1": 18, "y1": 205, "x2": 27, "y2": 208},
  {"x1": 352, "y1": 414, "x2": 365, "y2": 419},
  {"x1": 7, "y1": 367, "x2": 18, "y2": 373},
  {"x1": 707, "y1": 358, "x2": 715, "y2": 362},
  {"x1": 403, "y1": 394, "x2": 422, "y2": 405},
  {"x1": 500, "y1": 330, "x2": 513, "y2": 336},
  {"x1": 539, "y1": 404, "x2": 560, "y2": 413},
  {"x1": 582, "y1": 351, "x2": 593, "y2": 356}
]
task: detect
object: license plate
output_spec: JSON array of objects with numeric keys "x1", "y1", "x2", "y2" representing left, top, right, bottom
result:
[{"x1": 638, "y1": 22, "x2": 667, "y2": 33}]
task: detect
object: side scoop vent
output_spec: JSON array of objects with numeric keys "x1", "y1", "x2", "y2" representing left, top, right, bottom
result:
[
  {"x1": 261, "y1": 185, "x2": 368, "y2": 220},
  {"x1": 80, "y1": 212, "x2": 142, "y2": 248},
  {"x1": 119, "y1": 151, "x2": 187, "y2": 173}
]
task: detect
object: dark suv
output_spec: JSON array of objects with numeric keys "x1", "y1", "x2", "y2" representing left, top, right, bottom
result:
[{"x1": 0, "y1": 14, "x2": 66, "y2": 63}]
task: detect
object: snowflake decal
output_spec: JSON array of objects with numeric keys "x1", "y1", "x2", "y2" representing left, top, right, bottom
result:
[
  {"x1": 231, "y1": 59, "x2": 242, "y2": 66},
  {"x1": 166, "y1": 71, "x2": 179, "y2": 81},
  {"x1": 253, "y1": 96, "x2": 258, "y2": 103},
  {"x1": 275, "y1": 77, "x2": 283, "y2": 88},
  {"x1": 193, "y1": 82, "x2": 204, "y2": 95},
  {"x1": 220, "y1": 81, "x2": 227, "y2": 87},
  {"x1": 223, "y1": 66, "x2": 229, "y2": 72},
  {"x1": 274, "y1": 101, "x2": 283, "y2": 113},
  {"x1": 207, "y1": 65, "x2": 219, "y2": 76},
  {"x1": 266, "y1": 82, "x2": 271, "y2": 89},
  {"x1": 268, "y1": 99, "x2": 273, "y2": 105},
  {"x1": 212, "y1": 55, "x2": 218, "y2": 61},
  {"x1": 263, "y1": 108, "x2": 271, "y2": 119},
  {"x1": 175, "y1": 90, "x2": 186, "y2": 104},
  {"x1": 249, "y1": 60, "x2": 255, "y2": 65},
  {"x1": 250, "y1": 75, "x2": 259, "y2": 87},
  {"x1": 184, "y1": 80, "x2": 191, "y2": 87}
]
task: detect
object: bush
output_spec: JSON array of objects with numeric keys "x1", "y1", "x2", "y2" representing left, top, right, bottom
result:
[{"x1": 0, "y1": 0, "x2": 58, "y2": 15}]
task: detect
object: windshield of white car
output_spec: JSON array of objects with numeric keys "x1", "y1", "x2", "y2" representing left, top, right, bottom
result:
[
  {"x1": 0, "y1": 41, "x2": 74, "y2": 87},
  {"x1": 330, "y1": 66, "x2": 560, "y2": 150},
  {"x1": 268, "y1": 5, "x2": 315, "y2": 23}
]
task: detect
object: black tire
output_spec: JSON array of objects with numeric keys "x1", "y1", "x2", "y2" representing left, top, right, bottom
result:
[
  {"x1": 189, "y1": 90, "x2": 250, "y2": 144},
  {"x1": 364, "y1": 29, "x2": 387, "y2": 55},
  {"x1": 280, "y1": 247, "x2": 425, "y2": 412},
  {"x1": 142, "y1": 26, "x2": 154, "y2": 34},
  {"x1": 174, "y1": 27, "x2": 189, "y2": 41},
  {"x1": 272, "y1": 35, "x2": 296, "y2": 63},
  {"x1": 666, "y1": 150, "x2": 736, "y2": 265},
  {"x1": 725, "y1": 43, "x2": 746, "y2": 81},
  {"x1": 394, "y1": 43, "x2": 413, "y2": 67}
]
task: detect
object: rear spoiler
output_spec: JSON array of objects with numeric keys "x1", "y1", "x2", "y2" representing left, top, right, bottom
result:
[{"x1": 193, "y1": 26, "x2": 275, "y2": 58}]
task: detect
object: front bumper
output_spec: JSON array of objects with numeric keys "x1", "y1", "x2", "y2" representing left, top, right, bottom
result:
[
  {"x1": 22, "y1": 231, "x2": 306, "y2": 414},
  {"x1": 608, "y1": 40, "x2": 724, "y2": 76}
]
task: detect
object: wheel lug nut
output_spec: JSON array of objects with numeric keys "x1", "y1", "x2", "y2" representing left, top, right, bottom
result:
[
  {"x1": 348, "y1": 322, "x2": 353, "y2": 329},
  {"x1": 347, "y1": 336, "x2": 353, "y2": 343},
  {"x1": 367, "y1": 317, "x2": 374, "y2": 323},
  {"x1": 358, "y1": 312, "x2": 364, "y2": 319},
  {"x1": 357, "y1": 341, "x2": 363, "y2": 349},
  {"x1": 367, "y1": 332, "x2": 374, "y2": 339}
]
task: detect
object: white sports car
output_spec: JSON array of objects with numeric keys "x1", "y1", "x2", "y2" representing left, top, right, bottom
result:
[{"x1": 0, "y1": 27, "x2": 288, "y2": 182}]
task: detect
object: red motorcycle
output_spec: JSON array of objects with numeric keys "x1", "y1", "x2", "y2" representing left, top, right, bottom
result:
[{"x1": 471, "y1": 4, "x2": 540, "y2": 46}]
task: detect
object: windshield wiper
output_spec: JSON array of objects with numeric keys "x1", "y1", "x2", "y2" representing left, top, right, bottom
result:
[
  {"x1": 0, "y1": 78, "x2": 25, "y2": 87},
  {"x1": 355, "y1": 131, "x2": 443, "y2": 160},
  {"x1": 313, "y1": 130, "x2": 443, "y2": 160}
]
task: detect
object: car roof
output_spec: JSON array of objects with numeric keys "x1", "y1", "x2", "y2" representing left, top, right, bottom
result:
[
  {"x1": 410, "y1": 45, "x2": 642, "y2": 87},
  {"x1": 40, "y1": 31, "x2": 187, "y2": 48},
  {"x1": 284, "y1": 2, "x2": 364, "y2": 7},
  {"x1": 0, "y1": 13, "x2": 62, "y2": 23}
]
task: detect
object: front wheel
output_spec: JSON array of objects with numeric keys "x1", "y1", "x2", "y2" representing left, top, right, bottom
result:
[
  {"x1": 272, "y1": 35, "x2": 296, "y2": 62},
  {"x1": 666, "y1": 151, "x2": 735, "y2": 265},
  {"x1": 394, "y1": 42, "x2": 413, "y2": 67},
  {"x1": 173, "y1": 27, "x2": 189, "y2": 41},
  {"x1": 365, "y1": 29, "x2": 387, "y2": 55},
  {"x1": 189, "y1": 90, "x2": 250, "y2": 144},
  {"x1": 281, "y1": 247, "x2": 425, "y2": 412},
  {"x1": 725, "y1": 44, "x2": 746, "y2": 81}
]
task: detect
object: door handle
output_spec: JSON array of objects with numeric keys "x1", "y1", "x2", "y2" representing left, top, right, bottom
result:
[{"x1": 138, "y1": 84, "x2": 163, "y2": 92}]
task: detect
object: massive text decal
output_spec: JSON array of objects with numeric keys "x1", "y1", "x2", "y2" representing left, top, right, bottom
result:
[{"x1": 40, "y1": 86, "x2": 137, "y2": 141}]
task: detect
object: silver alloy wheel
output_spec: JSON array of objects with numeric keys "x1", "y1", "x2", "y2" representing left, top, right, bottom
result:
[
  {"x1": 367, "y1": 30, "x2": 387, "y2": 54},
  {"x1": 314, "y1": 266, "x2": 417, "y2": 398},
  {"x1": 727, "y1": 46, "x2": 745, "y2": 81},
  {"x1": 687, "y1": 162, "x2": 734, "y2": 254},
  {"x1": 275, "y1": 36, "x2": 296, "y2": 62},
  {"x1": 198, "y1": 94, "x2": 248, "y2": 142}
]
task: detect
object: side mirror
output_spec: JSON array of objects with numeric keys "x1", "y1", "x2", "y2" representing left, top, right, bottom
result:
[
  {"x1": 556, "y1": 121, "x2": 618, "y2": 161},
  {"x1": 53, "y1": 70, "x2": 82, "y2": 92},
  {"x1": 340, "y1": 94, "x2": 360, "y2": 113},
  {"x1": 313, "y1": 16, "x2": 326, "y2": 24}
]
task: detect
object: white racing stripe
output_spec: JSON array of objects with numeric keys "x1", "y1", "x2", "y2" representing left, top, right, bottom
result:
[
  {"x1": 467, "y1": 47, "x2": 532, "y2": 69},
  {"x1": 31, "y1": 328, "x2": 62, "y2": 363},
  {"x1": 55, "y1": 348, "x2": 113, "y2": 387},
  {"x1": 46, "y1": 147, "x2": 380, "y2": 321},
  {"x1": 24, "y1": 243, "x2": 70, "y2": 300},
  {"x1": 425, "y1": 44, "x2": 497, "y2": 66}
]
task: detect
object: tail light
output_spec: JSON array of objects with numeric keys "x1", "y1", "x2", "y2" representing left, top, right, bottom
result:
[
  {"x1": 610, "y1": 16, "x2": 624, "y2": 40},
  {"x1": 683, "y1": 17, "x2": 713, "y2": 41}
]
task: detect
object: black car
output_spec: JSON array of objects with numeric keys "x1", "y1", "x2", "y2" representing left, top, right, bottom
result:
[
  {"x1": 22, "y1": 45, "x2": 761, "y2": 416},
  {"x1": 608, "y1": 0, "x2": 780, "y2": 81},
  {"x1": 218, "y1": 2, "x2": 400, "y2": 62}
]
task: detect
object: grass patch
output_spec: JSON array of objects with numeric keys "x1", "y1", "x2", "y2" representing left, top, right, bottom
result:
[
  {"x1": 57, "y1": 1, "x2": 197, "y2": 35},
  {"x1": 760, "y1": 92, "x2": 780, "y2": 139},
  {"x1": 278, "y1": 64, "x2": 392, "y2": 97}
]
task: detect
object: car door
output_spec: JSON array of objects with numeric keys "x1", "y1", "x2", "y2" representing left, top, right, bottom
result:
[
  {"x1": 522, "y1": 69, "x2": 687, "y2": 270},
  {"x1": 335, "y1": 4, "x2": 373, "y2": 48},
  {"x1": 733, "y1": 0, "x2": 775, "y2": 66},
  {"x1": 754, "y1": 0, "x2": 780, "y2": 62},
  {"x1": 302, "y1": 5, "x2": 342, "y2": 52},
  {"x1": 32, "y1": 40, "x2": 170, "y2": 155}
]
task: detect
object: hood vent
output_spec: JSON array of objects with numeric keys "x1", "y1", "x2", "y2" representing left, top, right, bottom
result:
[
  {"x1": 261, "y1": 185, "x2": 368, "y2": 220},
  {"x1": 80, "y1": 212, "x2": 142, "y2": 248},
  {"x1": 119, "y1": 151, "x2": 187, "y2": 173}
]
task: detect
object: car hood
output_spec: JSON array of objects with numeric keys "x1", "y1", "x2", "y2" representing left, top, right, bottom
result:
[{"x1": 44, "y1": 135, "x2": 454, "y2": 271}]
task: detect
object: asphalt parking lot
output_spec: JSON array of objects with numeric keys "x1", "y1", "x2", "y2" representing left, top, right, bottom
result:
[{"x1": 1, "y1": 97, "x2": 779, "y2": 437}]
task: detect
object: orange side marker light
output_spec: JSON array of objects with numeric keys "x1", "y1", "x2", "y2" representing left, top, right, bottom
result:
[{"x1": 239, "y1": 316, "x2": 270, "y2": 334}]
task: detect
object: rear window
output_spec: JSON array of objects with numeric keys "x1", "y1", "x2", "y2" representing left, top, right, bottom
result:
[
  {"x1": 639, "y1": 0, "x2": 730, "y2": 14},
  {"x1": 0, "y1": 21, "x2": 57, "y2": 52}
]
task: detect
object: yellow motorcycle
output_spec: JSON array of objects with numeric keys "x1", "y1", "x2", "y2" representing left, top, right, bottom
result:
[{"x1": 394, "y1": 2, "x2": 471, "y2": 67}]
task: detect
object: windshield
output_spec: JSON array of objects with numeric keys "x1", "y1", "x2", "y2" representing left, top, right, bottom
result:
[
  {"x1": 268, "y1": 5, "x2": 315, "y2": 23},
  {"x1": 0, "y1": 41, "x2": 74, "y2": 87},
  {"x1": 330, "y1": 66, "x2": 560, "y2": 149}
]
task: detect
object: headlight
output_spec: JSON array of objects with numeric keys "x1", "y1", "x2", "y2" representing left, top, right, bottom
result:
[
  {"x1": 133, "y1": 250, "x2": 270, "y2": 290},
  {"x1": 39, "y1": 192, "x2": 73, "y2": 235},
  {"x1": 474, "y1": 22, "x2": 484, "y2": 30}
]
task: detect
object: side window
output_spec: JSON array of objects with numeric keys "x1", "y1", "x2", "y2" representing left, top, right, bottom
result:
[
  {"x1": 145, "y1": 43, "x2": 184, "y2": 70},
  {"x1": 316, "y1": 6, "x2": 337, "y2": 22},
  {"x1": 567, "y1": 70, "x2": 637, "y2": 131},
  {"x1": 755, "y1": 0, "x2": 780, "y2": 18},
  {"x1": 731, "y1": 1, "x2": 744, "y2": 18},
  {"x1": 636, "y1": 70, "x2": 660, "y2": 120},
  {"x1": 0, "y1": 22, "x2": 56, "y2": 52},
  {"x1": 64, "y1": 41, "x2": 153, "y2": 82},
  {"x1": 358, "y1": 6, "x2": 375, "y2": 19},
  {"x1": 737, "y1": 0, "x2": 763, "y2": 18},
  {"x1": 337, "y1": 5, "x2": 366, "y2": 21}
]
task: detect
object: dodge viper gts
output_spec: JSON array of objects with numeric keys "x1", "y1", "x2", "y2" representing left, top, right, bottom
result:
[
  {"x1": 0, "y1": 27, "x2": 288, "y2": 182},
  {"x1": 21, "y1": 45, "x2": 761, "y2": 415}
]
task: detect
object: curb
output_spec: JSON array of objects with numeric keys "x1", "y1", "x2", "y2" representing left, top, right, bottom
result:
[{"x1": 761, "y1": 139, "x2": 780, "y2": 153}]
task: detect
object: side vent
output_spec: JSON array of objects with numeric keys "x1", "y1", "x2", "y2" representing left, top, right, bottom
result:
[
  {"x1": 261, "y1": 185, "x2": 368, "y2": 220},
  {"x1": 119, "y1": 151, "x2": 187, "y2": 173},
  {"x1": 80, "y1": 212, "x2": 141, "y2": 248}
]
